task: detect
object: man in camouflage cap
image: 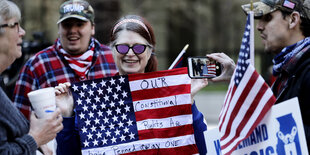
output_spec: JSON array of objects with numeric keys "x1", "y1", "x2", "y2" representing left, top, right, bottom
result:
[
  {"x1": 13, "y1": 1, "x2": 117, "y2": 154},
  {"x1": 242, "y1": 0, "x2": 310, "y2": 147},
  {"x1": 242, "y1": 0, "x2": 310, "y2": 19}
]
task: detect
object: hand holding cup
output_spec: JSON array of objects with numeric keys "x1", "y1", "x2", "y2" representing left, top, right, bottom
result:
[{"x1": 27, "y1": 87, "x2": 56, "y2": 118}]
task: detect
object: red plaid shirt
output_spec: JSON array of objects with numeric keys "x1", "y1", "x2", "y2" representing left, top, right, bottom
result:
[{"x1": 13, "y1": 38, "x2": 117, "y2": 119}]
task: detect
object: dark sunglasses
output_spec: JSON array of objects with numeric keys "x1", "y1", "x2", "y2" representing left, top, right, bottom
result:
[{"x1": 115, "y1": 44, "x2": 152, "y2": 54}]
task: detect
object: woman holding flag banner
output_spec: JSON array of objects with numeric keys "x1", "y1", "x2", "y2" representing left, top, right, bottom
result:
[
  {"x1": 55, "y1": 14, "x2": 236, "y2": 154},
  {"x1": 109, "y1": 15, "x2": 209, "y2": 154},
  {"x1": 55, "y1": 15, "x2": 210, "y2": 154}
]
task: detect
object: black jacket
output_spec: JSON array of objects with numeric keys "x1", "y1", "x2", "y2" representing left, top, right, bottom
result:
[{"x1": 272, "y1": 44, "x2": 310, "y2": 147}]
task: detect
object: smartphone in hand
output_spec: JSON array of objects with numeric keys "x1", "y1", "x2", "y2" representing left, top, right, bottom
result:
[{"x1": 187, "y1": 56, "x2": 222, "y2": 79}]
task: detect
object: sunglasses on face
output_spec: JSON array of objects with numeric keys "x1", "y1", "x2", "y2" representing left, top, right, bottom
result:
[{"x1": 115, "y1": 44, "x2": 152, "y2": 55}]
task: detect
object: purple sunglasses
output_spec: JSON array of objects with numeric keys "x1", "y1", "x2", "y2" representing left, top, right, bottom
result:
[{"x1": 115, "y1": 44, "x2": 152, "y2": 54}]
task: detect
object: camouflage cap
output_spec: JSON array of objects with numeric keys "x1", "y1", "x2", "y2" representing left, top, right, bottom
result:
[
  {"x1": 57, "y1": 0, "x2": 94, "y2": 24},
  {"x1": 242, "y1": 0, "x2": 310, "y2": 20}
]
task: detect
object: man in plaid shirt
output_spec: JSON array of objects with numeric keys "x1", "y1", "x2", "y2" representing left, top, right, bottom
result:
[{"x1": 13, "y1": 0, "x2": 117, "y2": 119}]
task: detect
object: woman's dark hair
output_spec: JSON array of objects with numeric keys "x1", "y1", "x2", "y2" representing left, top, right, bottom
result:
[{"x1": 110, "y1": 15, "x2": 158, "y2": 73}]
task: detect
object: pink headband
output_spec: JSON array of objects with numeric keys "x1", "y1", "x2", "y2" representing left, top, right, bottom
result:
[{"x1": 112, "y1": 19, "x2": 150, "y2": 35}]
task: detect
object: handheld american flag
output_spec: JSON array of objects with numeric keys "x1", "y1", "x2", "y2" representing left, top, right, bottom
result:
[
  {"x1": 70, "y1": 68, "x2": 199, "y2": 154},
  {"x1": 218, "y1": 12, "x2": 276, "y2": 154}
]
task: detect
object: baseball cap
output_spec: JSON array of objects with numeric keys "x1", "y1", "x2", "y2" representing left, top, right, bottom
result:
[
  {"x1": 57, "y1": 0, "x2": 94, "y2": 24},
  {"x1": 241, "y1": 0, "x2": 310, "y2": 20}
]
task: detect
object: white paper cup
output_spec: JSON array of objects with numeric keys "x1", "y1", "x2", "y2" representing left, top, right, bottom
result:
[{"x1": 27, "y1": 87, "x2": 56, "y2": 118}]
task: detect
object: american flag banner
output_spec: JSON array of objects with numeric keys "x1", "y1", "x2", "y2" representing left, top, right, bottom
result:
[
  {"x1": 70, "y1": 67, "x2": 199, "y2": 155},
  {"x1": 218, "y1": 12, "x2": 276, "y2": 154}
]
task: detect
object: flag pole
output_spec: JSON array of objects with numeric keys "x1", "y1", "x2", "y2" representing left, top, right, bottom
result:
[
  {"x1": 250, "y1": 0, "x2": 253, "y2": 10},
  {"x1": 168, "y1": 44, "x2": 189, "y2": 70},
  {"x1": 249, "y1": 0, "x2": 255, "y2": 66}
]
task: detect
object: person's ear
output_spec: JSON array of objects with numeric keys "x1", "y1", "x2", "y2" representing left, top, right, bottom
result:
[{"x1": 289, "y1": 11, "x2": 301, "y2": 29}]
